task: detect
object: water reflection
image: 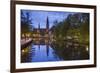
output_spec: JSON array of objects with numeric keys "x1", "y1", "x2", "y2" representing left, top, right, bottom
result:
[
  {"x1": 21, "y1": 41, "x2": 89, "y2": 63},
  {"x1": 21, "y1": 43, "x2": 62, "y2": 63},
  {"x1": 51, "y1": 42, "x2": 89, "y2": 60}
]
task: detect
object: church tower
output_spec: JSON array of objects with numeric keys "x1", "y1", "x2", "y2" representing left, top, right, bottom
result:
[
  {"x1": 46, "y1": 16, "x2": 49, "y2": 30},
  {"x1": 38, "y1": 23, "x2": 40, "y2": 30}
]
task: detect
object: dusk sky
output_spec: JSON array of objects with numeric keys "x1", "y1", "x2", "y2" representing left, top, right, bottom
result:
[{"x1": 21, "y1": 10, "x2": 74, "y2": 29}]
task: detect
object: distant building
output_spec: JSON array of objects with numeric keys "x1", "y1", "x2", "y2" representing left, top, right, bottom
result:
[{"x1": 32, "y1": 17, "x2": 50, "y2": 42}]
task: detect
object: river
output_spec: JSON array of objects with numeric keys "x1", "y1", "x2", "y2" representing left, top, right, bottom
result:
[{"x1": 21, "y1": 41, "x2": 89, "y2": 63}]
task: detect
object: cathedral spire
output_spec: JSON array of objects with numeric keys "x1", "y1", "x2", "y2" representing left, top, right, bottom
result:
[
  {"x1": 37, "y1": 23, "x2": 40, "y2": 33},
  {"x1": 38, "y1": 23, "x2": 40, "y2": 29},
  {"x1": 46, "y1": 16, "x2": 49, "y2": 29}
]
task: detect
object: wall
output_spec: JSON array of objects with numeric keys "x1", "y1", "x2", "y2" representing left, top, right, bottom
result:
[{"x1": 0, "y1": 0, "x2": 100, "y2": 73}]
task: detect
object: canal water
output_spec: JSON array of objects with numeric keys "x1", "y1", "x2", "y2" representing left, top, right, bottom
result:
[
  {"x1": 21, "y1": 41, "x2": 89, "y2": 63},
  {"x1": 21, "y1": 43, "x2": 63, "y2": 63}
]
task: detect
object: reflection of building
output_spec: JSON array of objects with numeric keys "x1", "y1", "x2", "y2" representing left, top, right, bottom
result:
[{"x1": 32, "y1": 17, "x2": 50, "y2": 43}]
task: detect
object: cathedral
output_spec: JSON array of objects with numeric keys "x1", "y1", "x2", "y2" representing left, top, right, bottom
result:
[{"x1": 32, "y1": 17, "x2": 50, "y2": 44}]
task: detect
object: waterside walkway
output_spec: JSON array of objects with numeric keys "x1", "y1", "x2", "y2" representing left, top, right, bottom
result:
[{"x1": 21, "y1": 38, "x2": 32, "y2": 49}]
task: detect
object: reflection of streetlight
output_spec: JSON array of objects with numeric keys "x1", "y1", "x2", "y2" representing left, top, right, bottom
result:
[{"x1": 86, "y1": 46, "x2": 89, "y2": 51}]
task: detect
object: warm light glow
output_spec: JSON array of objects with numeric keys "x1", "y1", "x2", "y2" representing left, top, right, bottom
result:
[
  {"x1": 86, "y1": 46, "x2": 89, "y2": 51},
  {"x1": 22, "y1": 49, "x2": 25, "y2": 53},
  {"x1": 22, "y1": 34, "x2": 25, "y2": 37}
]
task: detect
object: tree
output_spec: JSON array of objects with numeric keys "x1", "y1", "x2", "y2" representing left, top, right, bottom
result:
[
  {"x1": 21, "y1": 11, "x2": 32, "y2": 34},
  {"x1": 79, "y1": 13, "x2": 89, "y2": 44},
  {"x1": 51, "y1": 13, "x2": 89, "y2": 44}
]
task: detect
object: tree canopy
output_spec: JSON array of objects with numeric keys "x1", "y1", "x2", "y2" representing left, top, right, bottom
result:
[{"x1": 51, "y1": 13, "x2": 89, "y2": 44}]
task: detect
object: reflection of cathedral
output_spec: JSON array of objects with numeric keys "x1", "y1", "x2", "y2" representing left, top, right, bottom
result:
[{"x1": 32, "y1": 17, "x2": 50, "y2": 43}]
